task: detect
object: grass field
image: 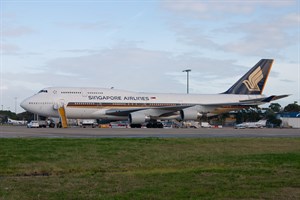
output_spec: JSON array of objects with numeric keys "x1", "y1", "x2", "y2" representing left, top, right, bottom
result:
[{"x1": 0, "y1": 138, "x2": 300, "y2": 199}]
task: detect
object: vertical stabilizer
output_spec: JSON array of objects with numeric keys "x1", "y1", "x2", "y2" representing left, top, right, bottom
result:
[{"x1": 223, "y1": 59, "x2": 273, "y2": 95}]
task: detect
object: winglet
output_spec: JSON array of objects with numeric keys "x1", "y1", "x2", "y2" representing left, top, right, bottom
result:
[{"x1": 223, "y1": 59, "x2": 273, "y2": 95}]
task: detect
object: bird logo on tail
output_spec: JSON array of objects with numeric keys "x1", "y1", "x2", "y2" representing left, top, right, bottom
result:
[{"x1": 243, "y1": 66, "x2": 263, "y2": 92}]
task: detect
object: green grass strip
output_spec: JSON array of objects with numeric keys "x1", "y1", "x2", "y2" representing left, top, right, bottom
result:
[{"x1": 0, "y1": 138, "x2": 299, "y2": 199}]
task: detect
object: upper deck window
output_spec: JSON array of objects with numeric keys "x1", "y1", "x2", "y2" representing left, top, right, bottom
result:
[
  {"x1": 38, "y1": 90, "x2": 48, "y2": 93},
  {"x1": 61, "y1": 91, "x2": 82, "y2": 94}
]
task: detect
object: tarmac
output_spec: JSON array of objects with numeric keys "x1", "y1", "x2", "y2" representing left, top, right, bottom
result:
[{"x1": 0, "y1": 126, "x2": 299, "y2": 138}]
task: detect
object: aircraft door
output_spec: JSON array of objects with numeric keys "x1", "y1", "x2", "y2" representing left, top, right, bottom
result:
[
  {"x1": 53, "y1": 99, "x2": 65, "y2": 110},
  {"x1": 59, "y1": 99, "x2": 65, "y2": 108}
]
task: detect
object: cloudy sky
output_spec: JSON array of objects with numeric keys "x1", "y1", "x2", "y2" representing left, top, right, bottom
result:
[{"x1": 1, "y1": 0, "x2": 299, "y2": 113}]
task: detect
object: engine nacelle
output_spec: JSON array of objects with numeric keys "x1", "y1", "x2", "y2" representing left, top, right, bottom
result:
[
  {"x1": 129, "y1": 112, "x2": 150, "y2": 124},
  {"x1": 180, "y1": 107, "x2": 202, "y2": 121}
]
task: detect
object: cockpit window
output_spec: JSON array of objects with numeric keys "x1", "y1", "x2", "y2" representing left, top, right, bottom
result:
[{"x1": 38, "y1": 90, "x2": 48, "y2": 93}]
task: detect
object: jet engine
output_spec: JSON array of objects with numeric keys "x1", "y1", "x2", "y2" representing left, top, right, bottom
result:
[
  {"x1": 129, "y1": 111, "x2": 150, "y2": 124},
  {"x1": 180, "y1": 105, "x2": 215, "y2": 120},
  {"x1": 180, "y1": 107, "x2": 202, "y2": 121}
]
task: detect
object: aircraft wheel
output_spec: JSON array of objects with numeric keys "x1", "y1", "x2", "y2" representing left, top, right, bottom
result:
[
  {"x1": 157, "y1": 122, "x2": 164, "y2": 128},
  {"x1": 131, "y1": 124, "x2": 142, "y2": 128},
  {"x1": 146, "y1": 123, "x2": 152, "y2": 128},
  {"x1": 146, "y1": 122, "x2": 163, "y2": 128}
]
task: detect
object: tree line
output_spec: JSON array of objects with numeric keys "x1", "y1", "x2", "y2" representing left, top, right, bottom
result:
[{"x1": 232, "y1": 102, "x2": 300, "y2": 127}]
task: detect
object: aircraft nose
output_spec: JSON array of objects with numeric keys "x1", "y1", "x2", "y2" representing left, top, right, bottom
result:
[{"x1": 20, "y1": 99, "x2": 29, "y2": 111}]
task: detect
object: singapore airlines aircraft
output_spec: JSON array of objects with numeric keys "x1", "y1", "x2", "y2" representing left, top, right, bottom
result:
[{"x1": 20, "y1": 59, "x2": 288, "y2": 128}]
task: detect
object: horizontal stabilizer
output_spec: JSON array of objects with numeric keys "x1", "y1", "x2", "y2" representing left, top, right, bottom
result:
[
  {"x1": 238, "y1": 95, "x2": 289, "y2": 105},
  {"x1": 261, "y1": 95, "x2": 290, "y2": 102}
]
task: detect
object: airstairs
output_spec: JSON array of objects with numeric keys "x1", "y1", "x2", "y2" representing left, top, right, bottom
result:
[{"x1": 58, "y1": 106, "x2": 68, "y2": 128}]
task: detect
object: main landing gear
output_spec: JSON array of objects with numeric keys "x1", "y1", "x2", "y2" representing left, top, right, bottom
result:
[
  {"x1": 130, "y1": 122, "x2": 164, "y2": 128},
  {"x1": 146, "y1": 121, "x2": 164, "y2": 128},
  {"x1": 130, "y1": 124, "x2": 142, "y2": 128}
]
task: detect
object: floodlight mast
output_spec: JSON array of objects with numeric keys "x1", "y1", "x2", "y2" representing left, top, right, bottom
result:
[{"x1": 182, "y1": 69, "x2": 191, "y2": 94}]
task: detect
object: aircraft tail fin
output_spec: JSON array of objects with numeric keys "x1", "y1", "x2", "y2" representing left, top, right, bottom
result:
[{"x1": 223, "y1": 59, "x2": 273, "y2": 95}]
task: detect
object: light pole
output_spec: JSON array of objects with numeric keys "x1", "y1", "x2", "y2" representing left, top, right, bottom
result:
[{"x1": 182, "y1": 69, "x2": 191, "y2": 94}]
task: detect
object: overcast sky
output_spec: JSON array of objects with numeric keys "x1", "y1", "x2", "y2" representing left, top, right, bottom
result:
[{"x1": 1, "y1": 0, "x2": 299, "y2": 113}]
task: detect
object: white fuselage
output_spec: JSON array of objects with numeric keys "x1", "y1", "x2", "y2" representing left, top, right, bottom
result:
[{"x1": 20, "y1": 87, "x2": 264, "y2": 121}]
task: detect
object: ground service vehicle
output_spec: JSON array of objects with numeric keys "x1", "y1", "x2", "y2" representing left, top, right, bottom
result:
[{"x1": 27, "y1": 121, "x2": 39, "y2": 128}]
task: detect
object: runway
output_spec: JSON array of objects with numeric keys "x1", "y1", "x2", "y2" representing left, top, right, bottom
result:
[{"x1": 0, "y1": 126, "x2": 299, "y2": 138}]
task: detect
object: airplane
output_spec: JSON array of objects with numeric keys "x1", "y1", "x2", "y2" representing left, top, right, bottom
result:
[
  {"x1": 20, "y1": 59, "x2": 288, "y2": 128},
  {"x1": 234, "y1": 120, "x2": 267, "y2": 129},
  {"x1": 7, "y1": 118, "x2": 27, "y2": 125}
]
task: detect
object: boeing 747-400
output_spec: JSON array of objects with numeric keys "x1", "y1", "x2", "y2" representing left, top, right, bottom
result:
[{"x1": 20, "y1": 59, "x2": 288, "y2": 128}]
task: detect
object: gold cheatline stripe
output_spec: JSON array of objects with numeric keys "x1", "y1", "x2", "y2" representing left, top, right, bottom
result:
[{"x1": 66, "y1": 102, "x2": 189, "y2": 109}]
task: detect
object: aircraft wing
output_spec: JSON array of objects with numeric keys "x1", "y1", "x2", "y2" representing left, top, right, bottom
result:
[
  {"x1": 104, "y1": 94, "x2": 289, "y2": 121},
  {"x1": 105, "y1": 105, "x2": 192, "y2": 117},
  {"x1": 105, "y1": 95, "x2": 289, "y2": 117}
]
